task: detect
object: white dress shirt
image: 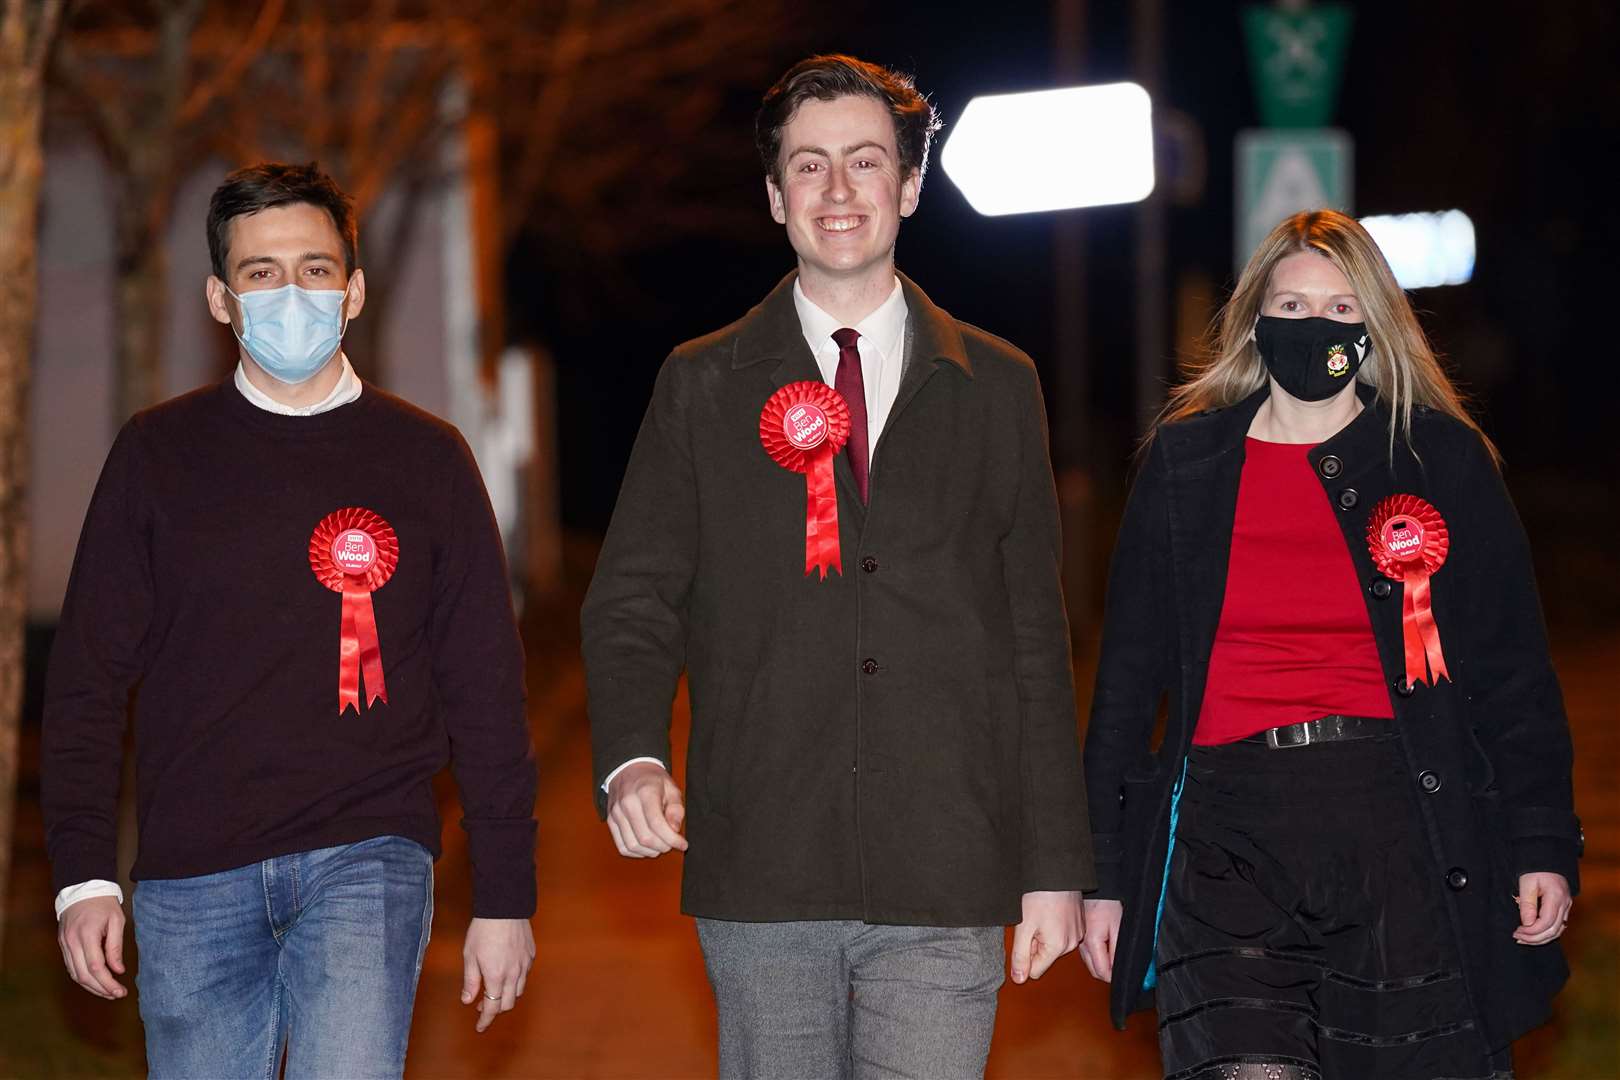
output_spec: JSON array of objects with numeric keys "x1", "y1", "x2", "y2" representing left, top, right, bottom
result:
[
  {"x1": 55, "y1": 355, "x2": 364, "y2": 919},
  {"x1": 233, "y1": 353, "x2": 362, "y2": 415},
  {"x1": 792, "y1": 276, "x2": 908, "y2": 465},
  {"x1": 601, "y1": 277, "x2": 911, "y2": 794}
]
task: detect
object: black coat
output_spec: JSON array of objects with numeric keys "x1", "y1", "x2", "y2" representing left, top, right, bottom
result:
[
  {"x1": 1083, "y1": 385, "x2": 1581, "y2": 1047},
  {"x1": 583, "y1": 272, "x2": 1094, "y2": 926}
]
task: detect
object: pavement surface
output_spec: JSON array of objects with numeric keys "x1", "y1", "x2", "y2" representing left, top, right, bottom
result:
[{"x1": 4, "y1": 622, "x2": 1616, "y2": 1078}]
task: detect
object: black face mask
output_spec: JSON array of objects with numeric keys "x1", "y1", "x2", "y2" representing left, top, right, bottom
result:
[{"x1": 1254, "y1": 316, "x2": 1371, "y2": 402}]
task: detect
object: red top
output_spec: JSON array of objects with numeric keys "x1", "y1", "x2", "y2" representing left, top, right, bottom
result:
[{"x1": 1194, "y1": 438, "x2": 1393, "y2": 745}]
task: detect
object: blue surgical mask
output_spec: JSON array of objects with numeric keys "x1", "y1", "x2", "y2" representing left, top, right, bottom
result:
[{"x1": 225, "y1": 282, "x2": 349, "y2": 385}]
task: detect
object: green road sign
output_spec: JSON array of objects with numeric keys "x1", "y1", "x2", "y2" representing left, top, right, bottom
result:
[
  {"x1": 1235, "y1": 128, "x2": 1353, "y2": 269},
  {"x1": 1243, "y1": 3, "x2": 1353, "y2": 128}
]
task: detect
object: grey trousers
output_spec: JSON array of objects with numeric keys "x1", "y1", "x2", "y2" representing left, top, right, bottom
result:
[{"x1": 695, "y1": 918, "x2": 1004, "y2": 1080}]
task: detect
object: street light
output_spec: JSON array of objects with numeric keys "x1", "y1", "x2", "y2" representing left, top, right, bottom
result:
[
  {"x1": 1360, "y1": 210, "x2": 1476, "y2": 289},
  {"x1": 941, "y1": 82, "x2": 1156, "y2": 216}
]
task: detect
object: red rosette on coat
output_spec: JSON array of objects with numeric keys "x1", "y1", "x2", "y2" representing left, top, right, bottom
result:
[
  {"x1": 309, "y1": 507, "x2": 400, "y2": 713},
  {"x1": 759, "y1": 382, "x2": 852, "y2": 580},
  {"x1": 1366, "y1": 494, "x2": 1452, "y2": 688}
]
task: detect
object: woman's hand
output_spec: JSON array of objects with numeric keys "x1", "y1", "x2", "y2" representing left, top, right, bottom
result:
[
  {"x1": 1079, "y1": 898, "x2": 1123, "y2": 983},
  {"x1": 1513, "y1": 872, "x2": 1572, "y2": 946}
]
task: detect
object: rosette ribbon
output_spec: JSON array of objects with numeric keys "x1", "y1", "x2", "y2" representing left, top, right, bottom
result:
[
  {"x1": 309, "y1": 507, "x2": 400, "y2": 713},
  {"x1": 759, "y1": 382, "x2": 852, "y2": 580},
  {"x1": 1366, "y1": 494, "x2": 1452, "y2": 688}
]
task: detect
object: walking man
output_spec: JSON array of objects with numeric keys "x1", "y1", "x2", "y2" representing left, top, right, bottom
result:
[
  {"x1": 44, "y1": 162, "x2": 538, "y2": 1078},
  {"x1": 583, "y1": 55, "x2": 1094, "y2": 1078}
]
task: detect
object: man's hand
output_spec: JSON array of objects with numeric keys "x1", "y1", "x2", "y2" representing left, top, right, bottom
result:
[
  {"x1": 1513, "y1": 872, "x2": 1573, "y2": 946},
  {"x1": 58, "y1": 895, "x2": 128, "y2": 999},
  {"x1": 1079, "y1": 898, "x2": 1122, "y2": 983},
  {"x1": 461, "y1": 917, "x2": 536, "y2": 1033},
  {"x1": 605, "y1": 762, "x2": 687, "y2": 858},
  {"x1": 1010, "y1": 890, "x2": 1083, "y2": 984}
]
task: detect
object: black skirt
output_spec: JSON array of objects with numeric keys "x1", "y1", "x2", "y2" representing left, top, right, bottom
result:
[{"x1": 1154, "y1": 734, "x2": 1513, "y2": 1080}]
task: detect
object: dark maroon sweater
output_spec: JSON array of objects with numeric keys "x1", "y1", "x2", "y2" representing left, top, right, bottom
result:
[{"x1": 42, "y1": 382, "x2": 537, "y2": 917}]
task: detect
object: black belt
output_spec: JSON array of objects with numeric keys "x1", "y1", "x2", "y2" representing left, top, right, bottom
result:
[{"x1": 1242, "y1": 714, "x2": 1389, "y2": 750}]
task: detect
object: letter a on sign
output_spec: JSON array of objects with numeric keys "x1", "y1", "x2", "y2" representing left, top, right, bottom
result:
[{"x1": 1235, "y1": 128, "x2": 1352, "y2": 270}]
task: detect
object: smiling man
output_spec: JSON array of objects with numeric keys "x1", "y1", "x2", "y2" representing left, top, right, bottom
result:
[
  {"x1": 43, "y1": 162, "x2": 537, "y2": 1078},
  {"x1": 583, "y1": 56, "x2": 1095, "y2": 1078}
]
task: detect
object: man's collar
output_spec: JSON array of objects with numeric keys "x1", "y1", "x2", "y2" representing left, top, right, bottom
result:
[
  {"x1": 734, "y1": 271, "x2": 971, "y2": 378},
  {"x1": 233, "y1": 353, "x2": 361, "y2": 416},
  {"x1": 792, "y1": 277, "x2": 906, "y2": 354}
]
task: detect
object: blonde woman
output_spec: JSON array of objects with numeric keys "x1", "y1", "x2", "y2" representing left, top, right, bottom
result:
[{"x1": 1078, "y1": 209, "x2": 1579, "y2": 1079}]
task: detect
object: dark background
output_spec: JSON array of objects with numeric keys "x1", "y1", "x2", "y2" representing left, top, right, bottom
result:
[{"x1": 518, "y1": 0, "x2": 1617, "y2": 637}]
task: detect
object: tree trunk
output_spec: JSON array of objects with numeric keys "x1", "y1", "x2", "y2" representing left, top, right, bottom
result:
[
  {"x1": 111, "y1": 166, "x2": 171, "y2": 424},
  {"x1": 0, "y1": 0, "x2": 64, "y2": 969},
  {"x1": 113, "y1": 196, "x2": 170, "y2": 423}
]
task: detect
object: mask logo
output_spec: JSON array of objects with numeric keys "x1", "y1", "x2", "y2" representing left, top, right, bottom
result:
[
  {"x1": 1354, "y1": 335, "x2": 1369, "y2": 362},
  {"x1": 1326, "y1": 343, "x2": 1350, "y2": 377}
]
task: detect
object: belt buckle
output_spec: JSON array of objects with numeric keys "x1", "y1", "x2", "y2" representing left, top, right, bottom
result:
[{"x1": 1265, "y1": 724, "x2": 1311, "y2": 750}]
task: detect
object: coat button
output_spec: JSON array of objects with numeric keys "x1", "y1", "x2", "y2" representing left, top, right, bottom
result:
[
  {"x1": 861, "y1": 658, "x2": 879, "y2": 675},
  {"x1": 861, "y1": 556, "x2": 878, "y2": 573},
  {"x1": 1418, "y1": 770, "x2": 1442, "y2": 793},
  {"x1": 1317, "y1": 454, "x2": 1343, "y2": 479},
  {"x1": 1337, "y1": 488, "x2": 1360, "y2": 509},
  {"x1": 1394, "y1": 677, "x2": 1416, "y2": 698},
  {"x1": 1445, "y1": 867, "x2": 1469, "y2": 891},
  {"x1": 1370, "y1": 578, "x2": 1392, "y2": 599}
]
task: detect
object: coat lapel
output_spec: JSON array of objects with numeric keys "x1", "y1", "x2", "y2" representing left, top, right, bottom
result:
[
  {"x1": 735, "y1": 270, "x2": 975, "y2": 524},
  {"x1": 1160, "y1": 388, "x2": 1267, "y2": 671},
  {"x1": 732, "y1": 272, "x2": 867, "y2": 527},
  {"x1": 880, "y1": 273, "x2": 973, "y2": 450}
]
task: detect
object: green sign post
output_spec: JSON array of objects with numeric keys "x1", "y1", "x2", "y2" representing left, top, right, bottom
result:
[
  {"x1": 1236, "y1": 2, "x2": 1355, "y2": 267},
  {"x1": 1242, "y1": 3, "x2": 1354, "y2": 128},
  {"x1": 1235, "y1": 129, "x2": 1353, "y2": 268}
]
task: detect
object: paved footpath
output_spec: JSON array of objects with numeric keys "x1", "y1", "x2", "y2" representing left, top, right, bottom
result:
[
  {"x1": 3, "y1": 631, "x2": 1612, "y2": 1077},
  {"x1": 404, "y1": 656, "x2": 1161, "y2": 1080},
  {"x1": 402, "y1": 632, "x2": 1620, "y2": 1079}
]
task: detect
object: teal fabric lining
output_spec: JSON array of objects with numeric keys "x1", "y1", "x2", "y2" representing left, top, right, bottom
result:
[{"x1": 1142, "y1": 757, "x2": 1189, "y2": 992}]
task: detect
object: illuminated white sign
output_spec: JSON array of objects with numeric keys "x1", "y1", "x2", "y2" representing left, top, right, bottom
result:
[
  {"x1": 1360, "y1": 210, "x2": 1476, "y2": 289},
  {"x1": 941, "y1": 83, "x2": 1156, "y2": 216}
]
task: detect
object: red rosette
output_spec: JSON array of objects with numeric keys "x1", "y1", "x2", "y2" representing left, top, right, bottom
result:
[
  {"x1": 309, "y1": 507, "x2": 400, "y2": 713},
  {"x1": 759, "y1": 382, "x2": 851, "y2": 579},
  {"x1": 1366, "y1": 494, "x2": 1451, "y2": 688}
]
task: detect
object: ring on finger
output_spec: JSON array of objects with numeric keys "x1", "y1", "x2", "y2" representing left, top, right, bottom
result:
[{"x1": 484, "y1": 991, "x2": 500, "y2": 1001}]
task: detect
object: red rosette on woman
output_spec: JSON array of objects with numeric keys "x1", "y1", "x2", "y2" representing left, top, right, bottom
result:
[
  {"x1": 759, "y1": 382, "x2": 852, "y2": 579},
  {"x1": 309, "y1": 507, "x2": 400, "y2": 713},
  {"x1": 1366, "y1": 494, "x2": 1452, "y2": 688}
]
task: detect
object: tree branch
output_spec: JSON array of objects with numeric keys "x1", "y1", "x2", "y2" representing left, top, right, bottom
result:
[
  {"x1": 177, "y1": 0, "x2": 283, "y2": 125},
  {"x1": 50, "y1": 36, "x2": 134, "y2": 169},
  {"x1": 27, "y1": 0, "x2": 65, "y2": 72},
  {"x1": 502, "y1": 0, "x2": 594, "y2": 244},
  {"x1": 339, "y1": 0, "x2": 402, "y2": 172}
]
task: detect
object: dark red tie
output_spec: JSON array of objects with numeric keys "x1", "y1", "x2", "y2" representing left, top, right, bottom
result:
[{"x1": 831, "y1": 327, "x2": 869, "y2": 503}]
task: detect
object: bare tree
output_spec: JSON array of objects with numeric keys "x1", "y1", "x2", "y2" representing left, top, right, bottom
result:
[
  {"x1": 48, "y1": 0, "x2": 805, "y2": 407},
  {"x1": 52, "y1": 0, "x2": 285, "y2": 425},
  {"x1": 493, "y1": 0, "x2": 800, "y2": 307},
  {"x1": 0, "y1": 0, "x2": 65, "y2": 967}
]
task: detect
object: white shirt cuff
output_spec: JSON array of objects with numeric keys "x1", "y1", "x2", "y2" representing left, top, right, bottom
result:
[
  {"x1": 602, "y1": 757, "x2": 665, "y2": 793},
  {"x1": 56, "y1": 880, "x2": 124, "y2": 919}
]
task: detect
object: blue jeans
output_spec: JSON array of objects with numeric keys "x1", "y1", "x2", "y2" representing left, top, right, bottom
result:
[{"x1": 133, "y1": 835, "x2": 434, "y2": 1079}]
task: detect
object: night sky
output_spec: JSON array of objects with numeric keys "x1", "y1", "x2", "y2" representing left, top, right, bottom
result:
[{"x1": 511, "y1": 0, "x2": 1618, "y2": 621}]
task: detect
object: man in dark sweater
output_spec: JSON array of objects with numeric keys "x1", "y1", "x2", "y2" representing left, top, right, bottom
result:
[
  {"x1": 43, "y1": 163, "x2": 537, "y2": 1077},
  {"x1": 583, "y1": 55, "x2": 1093, "y2": 1078}
]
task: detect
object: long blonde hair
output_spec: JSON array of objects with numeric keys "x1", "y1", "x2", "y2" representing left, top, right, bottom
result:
[{"x1": 1158, "y1": 209, "x2": 1497, "y2": 463}]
